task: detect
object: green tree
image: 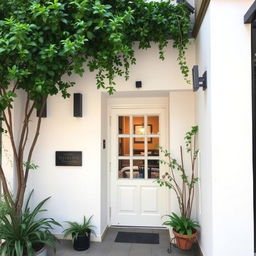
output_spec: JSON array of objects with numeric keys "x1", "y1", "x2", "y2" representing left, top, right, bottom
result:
[{"x1": 0, "y1": 0, "x2": 191, "y2": 214}]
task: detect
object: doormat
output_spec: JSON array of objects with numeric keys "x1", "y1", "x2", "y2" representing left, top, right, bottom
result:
[{"x1": 115, "y1": 232, "x2": 159, "y2": 244}]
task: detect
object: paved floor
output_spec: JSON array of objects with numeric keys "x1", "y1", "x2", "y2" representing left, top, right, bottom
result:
[{"x1": 48, "y1": 227, "x2": 199, "y2": 256}]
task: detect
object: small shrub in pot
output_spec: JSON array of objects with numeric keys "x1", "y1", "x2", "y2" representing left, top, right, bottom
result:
[
  {"x1": 64, "y1": 216, "x2": 96, "y2": 251},
  {"x1": 163, "y1": 213, "x2": 199, "y2": 250}
]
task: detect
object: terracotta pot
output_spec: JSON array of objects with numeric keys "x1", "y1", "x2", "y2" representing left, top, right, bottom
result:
[{"x1": 173, "y1": 229, "x2": 198, "y2": 250}]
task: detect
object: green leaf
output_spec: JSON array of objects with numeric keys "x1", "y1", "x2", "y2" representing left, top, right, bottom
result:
[{"x1": 87, "y1": 31, "x2": 94, "y2": 40}]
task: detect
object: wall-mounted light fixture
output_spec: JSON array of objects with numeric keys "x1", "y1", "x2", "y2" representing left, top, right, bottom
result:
[
  {"x1": 135, "y1": 81, "x2": 142, "y2": 89},
  {"x1": 192, "y1": 65, "x2": 207, "y2": 92},
  {"x1": 73, "y1": 93, "x2": 83, "y2": 117},
  {"x1": 177, "y1": 0, "x2": 195, "y2": 13}
]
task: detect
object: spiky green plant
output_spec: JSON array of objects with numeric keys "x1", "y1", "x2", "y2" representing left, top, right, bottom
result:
[
  {"x1": 163, "y1": 212, "x2": 200, "y2": 236},
  {"x1": 0, "y1": 190, "x2": 61, "y2": 256},
  {"x1": 0, "y1": 196, "x2": 10, "y2": 220},
  {"x1": 63, "y1": 216, "x2": 96, "y2": 241}
]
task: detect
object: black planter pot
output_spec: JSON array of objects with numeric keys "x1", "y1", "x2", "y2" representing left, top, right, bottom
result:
[{"x1": 73, "y1": 231, "x2": 91, "y2": 251}]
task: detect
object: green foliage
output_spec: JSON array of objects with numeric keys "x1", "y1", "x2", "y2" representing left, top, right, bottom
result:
[
  {"x1": 0, "y1": 0, "x2": 191, "y2": 102},
  {"x1": 185, "y1": 125, "x2": 198, "y2": 153},
  {"x1": 63, "y1": 215, "x2": 96, "y2": 241},
  {"x1": 0, "y1": 196, "x2": 10, "y2": 220},
  {"x1": 163, "y1": 212, "x2": 199, "y2": 236},
  {"x1": 23, "y1": 161, "x2": 39, "y2": 171},
  {"x1": 156, "y1": 126, "x2": 199, "y2": 219},
  {"x1": 0, "y1": 190, "x2": 61, "y2": 256}
]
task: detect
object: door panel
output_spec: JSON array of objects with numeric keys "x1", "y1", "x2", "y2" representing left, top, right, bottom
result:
[
  {"x1": 141, "y1": 186, "x2": 158, "y2": 213},
  {"x1": 118, "y1": 186, "x2": 136, "y2": 212},
  {"x1": 110, "y1": 107, "x2": 168, "y2": 226}
]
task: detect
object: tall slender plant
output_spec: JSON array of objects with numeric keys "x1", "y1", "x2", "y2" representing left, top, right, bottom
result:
[{"x1": 157, "y1": 126, "x2": 199, "y2": 219}]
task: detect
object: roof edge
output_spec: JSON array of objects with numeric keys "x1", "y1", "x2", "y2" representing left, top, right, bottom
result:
[{"x1": 244, "y1": 1, "x2": 256, "y2": 24}]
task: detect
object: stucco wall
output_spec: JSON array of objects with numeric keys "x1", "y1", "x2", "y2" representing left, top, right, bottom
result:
[
  {"x1": 195, "y1": 5, "x2": 213, "y2": 256},
  {"x1": 169, "y1": 91, "x2": 196, "y2": 217},
  {"x1": 196, "y1": 1, "x2": 254, "y2": 255}
]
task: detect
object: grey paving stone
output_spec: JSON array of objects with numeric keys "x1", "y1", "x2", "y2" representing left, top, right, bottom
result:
[
  {"x1": 151, "y1": 245, "x2": 170, "y2": 256},
  {"x1": 48, "y1": 228, "x2": 198, "y2": 256},
  {"x1": 106, "y1": 242, "x2": 132, "y2": 256},
  {"x1": 129, "y1": 243, "x2": 152, "y2": 256}
]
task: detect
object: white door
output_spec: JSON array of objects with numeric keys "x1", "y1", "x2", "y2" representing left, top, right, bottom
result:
[{"x1": 110, "y1": 107, "x2": 168, "y2": 226}]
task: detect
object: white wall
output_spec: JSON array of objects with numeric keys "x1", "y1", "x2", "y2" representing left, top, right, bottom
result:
[
  {"x1": 2, "y1": 41, "x2": 196, "y2": 240},
  {"x1": 26, "y1": 71, "x2": 103, "y2": 238},
  {"x1": 2, "y1": 126, "x2": 15, "y2": 194},
  {"x1": 169, "y1": 91, "x2": 196, "y2": 217},
  {"x1": 108, "y1": 41, "x2": 195, "y2": 92},
  {"x1": 100, "y1": 93, "x2": 108, "y2": 235},
  {"x1": 196, "y1": 1, "x2": 254, "y2": 255},
  {"x1": 195, "y1": 6, "x2": 213, "y2": 256}
]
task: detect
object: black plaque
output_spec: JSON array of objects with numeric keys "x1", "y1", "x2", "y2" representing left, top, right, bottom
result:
[{"x1": 56, "y1": 151, "x2": 82, "y2": 166}]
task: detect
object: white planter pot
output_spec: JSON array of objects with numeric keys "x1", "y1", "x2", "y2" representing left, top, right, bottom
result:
[{"x1": 36, "y1": 246, "x2": 47, "y2": 256}]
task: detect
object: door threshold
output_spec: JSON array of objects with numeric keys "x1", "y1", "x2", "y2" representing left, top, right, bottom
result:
[{"x1": 110, "y1": 225, "x2": 166, "y2": 230}]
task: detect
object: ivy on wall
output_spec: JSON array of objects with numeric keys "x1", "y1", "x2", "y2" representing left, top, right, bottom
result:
[{"x1": 0, "y1": 0, "x2": 191, "y2": 96}]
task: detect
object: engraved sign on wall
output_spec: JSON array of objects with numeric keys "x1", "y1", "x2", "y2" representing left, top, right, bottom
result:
[{"x1": 56, "y1": 151, "x2": 82, "y2": 166}]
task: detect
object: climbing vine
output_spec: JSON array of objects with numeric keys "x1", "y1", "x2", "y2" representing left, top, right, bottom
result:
[
  {"x1": 0, "y1": 0, "x2": 191, "y2": 213},
  {"x1": 0, "y1": 0, "x2": 191, "y2": 96}
]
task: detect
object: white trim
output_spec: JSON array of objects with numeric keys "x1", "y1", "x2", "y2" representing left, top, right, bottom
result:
[{"x1": 110, "y1": 103, "x2": 167, "y2": 110}]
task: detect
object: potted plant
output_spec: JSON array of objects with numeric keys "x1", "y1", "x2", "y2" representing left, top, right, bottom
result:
[
  {"x1": 157, "y1": 126, "x2": 200, "y2": 250},
  {"x1": 0, "y1": 190, "x2": 61, "y2": 256},
  {"x1": 163, "y1": 212, "x2": 199, "y2": 250},
  {"x1": 63, "y1": 216, "x2": 96, "y2": 251}
]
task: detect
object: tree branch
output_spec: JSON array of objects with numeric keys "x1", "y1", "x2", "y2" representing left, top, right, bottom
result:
[
  {"x1": 0, "y1": 164, "x2": 14, "y2": 206},
  {"x1": 180, "y1": 146, "x2": 186, "y2": 216},
  {"x1": 16, "y1": 99, "x2": 45, "y2": 212},
  {"x1": 16, "y1": 94, "x2": 35, "y2": 204},
  {"x1": 24, "y1": 98, "x2": 46, "y2": 184},
  {"x1": 12, "y1": 81, "x2": 19, "y2": 93}
]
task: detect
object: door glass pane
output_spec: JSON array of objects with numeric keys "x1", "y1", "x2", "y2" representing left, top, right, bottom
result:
[
  {"x1": 133, "y1": 160, "x2": 144, "y2": 179},
  {"x1": 148, "y1": 160, "x2": 159, "y2": 179},
  {"x1": 119, "y1": 116, "x2": 130, "y2": 134},
  {"x1": 133, "y1": 116, "x2": 145, "y2": 134},
  {"x1": 133, "y1": 139, "x2": 145, "y2": 156},
  {"x1": 148, "y1": 116, "x2": 159, "y2": 134},
  {"x1": 118, "y1": 160, "x2": 130, "y2": 178},
  {"x1": 148, "y1": 137, "x2": 159, "y2": 156},
  {"x1": 119, "y1": 138, "x2": 130, "y2": 156}
]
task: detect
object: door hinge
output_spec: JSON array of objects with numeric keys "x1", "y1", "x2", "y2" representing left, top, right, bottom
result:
[
  {"x1": 109, "y1": 162, "x2": 111, "y2": 172},
  {"x1": 109, "y1": 207, "x2": 111, "y2": 218}
]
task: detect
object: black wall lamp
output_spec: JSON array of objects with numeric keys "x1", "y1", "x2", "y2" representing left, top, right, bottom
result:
[
  {"x1": 73, "y1": 93, "x2": 83, "y2": 117},
  {"x1": 36, "y1": 98, "x2": 47, "y2": 118},
  {"x1": 135, "y1": 81, "x2": 142, "y2": 89},
  {"x1": 192, "y1": 65, "x2": 207, "y2": 92},
  {"x1": 177, "y1": 0, "x2": 195, "y2": 13}
]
